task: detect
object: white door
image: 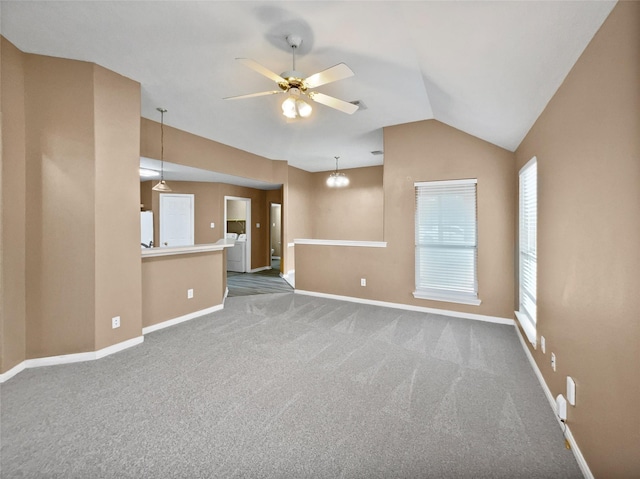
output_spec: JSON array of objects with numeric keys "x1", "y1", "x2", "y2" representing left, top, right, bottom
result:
[{"x1": 160, "y1": 194, "x2": 194, "y2": 247}]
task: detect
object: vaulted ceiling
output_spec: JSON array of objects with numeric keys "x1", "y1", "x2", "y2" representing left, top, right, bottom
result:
[{"x1": 1, "y1": 1, "x2": 616, "y2": 172}]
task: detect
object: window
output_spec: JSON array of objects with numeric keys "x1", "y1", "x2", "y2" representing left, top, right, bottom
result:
[
  {"x1": 414, "y1": 179, "x2": 480, "y2": 305},
  {"x1": 516, "y1": 157, "x2": 537, "y2": 346}
]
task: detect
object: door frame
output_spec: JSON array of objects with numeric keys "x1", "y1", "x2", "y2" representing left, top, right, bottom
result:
[
  {"x1": 224, "y1": 196, "x2": 251, "y2": 271},
  {"x1": 269, "y1": 202, "x2": 282, "y2": 270},
  {"x1": 159, "y1": 193, "x2": 194, "y2": 247}
]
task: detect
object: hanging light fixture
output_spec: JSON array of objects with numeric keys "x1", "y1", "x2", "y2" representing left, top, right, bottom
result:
[
  {"x1": 326, "y1": 156, "x2": 349, "y2": 188},
  {"x1": 152, "y1": 107, "x2": 172, "y2": 192}
]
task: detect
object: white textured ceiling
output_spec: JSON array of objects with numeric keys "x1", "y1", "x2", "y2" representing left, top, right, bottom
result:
[{"x1": 1, "y1": 1, "x2": 616, "y2": 173}]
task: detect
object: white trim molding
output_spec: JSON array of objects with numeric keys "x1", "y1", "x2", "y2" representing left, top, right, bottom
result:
[
  {"x1": 249, "y1": 266, "x2": 271, "y2": 273},
  {"x1": 142, "y1": 304, "x2": 224, "y2": 335},
  {"x1": 281, "y1": 270, "x2": 295, "y2": 288},
  {"x1": 515, "y1": 310, "x2": 537, "y2": 348},
  {"x1": 141, "y1": 241, "x2": 233, "y2": 258},
  {"x1": 413, "y1": 290, "x2": 482, "y2": 306},
  {"x1": 0, "y1": 336, "x2": 144, "y2": 384},
  {"x1": 295, "y1": 290, "x2": 512, "y2": 325},
  {"x1": 514, "y1": 325, "x2": 593, "y2": 479},
  {"x1": 294, "y1": 239, "x2": 387, "y2": 248}
]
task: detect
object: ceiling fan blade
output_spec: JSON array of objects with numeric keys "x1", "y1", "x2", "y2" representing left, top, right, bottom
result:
[
  {"x1": 308, "y1": 92, "x2": 359, "y2": 114},
  {"x1": 304, "y1": 63, "x2": 354, "y2": 89},
  {"x1": 236, "y1": 58, "x2": 285, "y2": 84},
  {"x1": 224, "y1": 90, "x2": 283, "y2": 100}
]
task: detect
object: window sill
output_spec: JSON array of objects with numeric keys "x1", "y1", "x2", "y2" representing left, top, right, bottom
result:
[
  {"x1": 515, "y1": 310, "x2": 537, "y2": 348},
  {"x1": 413, "y1": 291, "x2": 481, "y2": 306}
]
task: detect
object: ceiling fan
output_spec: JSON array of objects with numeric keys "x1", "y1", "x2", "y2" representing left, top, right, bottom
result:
[{"x1": 224, "y1": 35, "x2": 359, "y2": 119}]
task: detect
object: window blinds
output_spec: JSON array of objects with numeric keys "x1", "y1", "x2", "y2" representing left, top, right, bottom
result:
[
  {"x1": 519, "y1": 159, "x2": 537, "y2": 332},
  {"x1": 414, "y1": 179, "x2": 478, "y2": 304}
]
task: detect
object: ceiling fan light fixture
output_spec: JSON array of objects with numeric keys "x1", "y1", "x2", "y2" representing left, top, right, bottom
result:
[{"x1": 282, "y1": 88, "x2": 312, "y2": 119}]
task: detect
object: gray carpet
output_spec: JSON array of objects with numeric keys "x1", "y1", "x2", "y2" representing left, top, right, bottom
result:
[{"x1": 0, "y1": 293, "x2": 581, "y2": 478}]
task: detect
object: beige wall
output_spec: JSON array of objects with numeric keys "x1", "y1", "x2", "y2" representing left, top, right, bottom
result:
[
  {"x1": 0, "y1": 38, "x2": 27, "y2": 372},
  {"x1": 0, "y1": 40, "x2": 144, "y2": 369},
  {"x1": 140, "y1": 180, "x2": 152, "y2": 211},
  {"x1": 296, "y1": 120, "x2": 516, "y2": 319},
  {"x1": 285, "y1": 165, "x2": 314, "y2": 273},
  {"x1": 140, "y1": 118, "x2": 287, "y2": 185},
  {"x1": 24, "y1": 54, "x2": 97, "y2": 357},
  {"x1": 141, "y1": 251, "x2": 224, "y2": 328},
  {"x1": 148, "y1": 181, "x2": 222, "y2": 246},
  {"x1": 514, "y1": 2, "x2": 640, "y2": 476},
  {"x1": 311, "y1": 166, "x2": 384, "y2": 241},
  {"x1": 93, "y1": 65, "x2": 142, "y2": 350}
]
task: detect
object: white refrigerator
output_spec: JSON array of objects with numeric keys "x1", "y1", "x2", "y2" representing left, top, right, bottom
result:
[{"x1": 141, "y1": 211, "x2": 154, "y2": 248}]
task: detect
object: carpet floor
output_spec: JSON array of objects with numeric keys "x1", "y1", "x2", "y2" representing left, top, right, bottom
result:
[{"x1": 0, "y1": 293, "x2": 581, "y2": 478}]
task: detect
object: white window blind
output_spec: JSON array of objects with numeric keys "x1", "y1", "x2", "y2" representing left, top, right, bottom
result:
[
  {"x1": 517, "y1": 158, "x2": 537, "y2": 345},
  {"x1": 414, "y1": 179, "x2": 480, "y2": 305}
]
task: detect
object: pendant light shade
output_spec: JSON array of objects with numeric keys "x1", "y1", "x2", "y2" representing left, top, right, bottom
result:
[
  {"x1": 326, "y1": 156, "x2": 349, "y2": 188},
  {"x1": 152, "y1": 107, "x2": 172, "y2": 192}
]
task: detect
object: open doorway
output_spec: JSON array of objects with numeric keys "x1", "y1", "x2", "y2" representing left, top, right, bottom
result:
[
  {"x1": 224, "y1": 196, "x2": 251, "y2": 272},
  {"x1": 270, "y1": 203, "x2": 282, "y2": 273}
]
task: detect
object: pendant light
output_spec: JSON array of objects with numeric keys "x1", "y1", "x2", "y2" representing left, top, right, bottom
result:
[
  {"x1": 326, "y1": 156, "x2": 349, "y2": 188},
  {"x1": 152, "y1": 107, "x2": 172, "y2": 192}
]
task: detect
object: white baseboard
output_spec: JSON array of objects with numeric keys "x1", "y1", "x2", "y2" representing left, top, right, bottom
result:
[
  {"x1": 249, "y1": 266, "x2": 270, "y2": 273},
  {"x1": 294, "y1": 290, "x2": 513, "y2": 325},
  {"x1": 0, "y1": 361, "x2": 26, "y2": 383},
  {"x1": 281, "y1": 270, "x2": 295, "y2": 288},
  {"x1": 142, "y1": 304, "x2": 224, "y2": 335},
  {"x1": 514, "y1": 325, "x2": 593, "y2": 479},
  {"x1": 0, "y1": 336, "x2": 144, "y2": 384}
]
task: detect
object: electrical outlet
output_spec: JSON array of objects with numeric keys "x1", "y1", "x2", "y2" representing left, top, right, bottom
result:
[
  {"x1": 112, "y1": 316, "x2": 120, "y2": 329},
  {"x1": 210, "y1": 222, "x2": 215, "y2": 229},
  {"x1": 187, "y1": 289, "x2": 194, "y2": 299},
  {"x1": 541, "y1": 336, "x2": 546, "y2": 354},
  {"x1": 551, "y1": 353, "x2": 556, "y2": 372},
  {"x1": 361, "y1": 278, "x2": 366, "y2": 287}
]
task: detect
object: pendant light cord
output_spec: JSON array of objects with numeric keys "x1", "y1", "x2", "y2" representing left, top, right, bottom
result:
[{"x1": 157, "y1": 107, "x2": 167, "y2": 182}]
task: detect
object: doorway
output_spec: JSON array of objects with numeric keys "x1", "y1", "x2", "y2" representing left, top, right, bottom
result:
[
  {"x1": 159, "y1": 193, "x2": 194, "y2": 247},
  {"x1": 224, "y1": 196, "x2": 251, "y2": 271},
  {"x1": 270, "y1": 203, "x2": 282, "y2": 273}
]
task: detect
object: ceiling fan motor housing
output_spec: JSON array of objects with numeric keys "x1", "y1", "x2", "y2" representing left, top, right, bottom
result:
[{"x1": 279, "y1": 71, "x2": 307, "y2": 91}]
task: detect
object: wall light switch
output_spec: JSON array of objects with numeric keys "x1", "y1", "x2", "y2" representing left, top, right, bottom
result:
[
  {"x1": 256, "y1": 223, "x2": 261, "y2": 228},
  {"x1": 210, "y1": 222, "x2": 215, "y2": 229},
  {"x1": 361, "y1": 278, "x2": 366, "y2": 287},
  {"x1": 187, "y1": 289, "x2": 194, "y2": 299},
  {"x1": 541, "y1": 336, "x2": 546, "y2": 354}
]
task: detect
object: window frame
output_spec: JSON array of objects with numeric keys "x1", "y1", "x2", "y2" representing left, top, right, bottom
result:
[
  {"x1": 413, "y1": 178, "x2": 481, "y2": 306},
  {"x1": 516, "y1": 157, "x2": 537, "y2": 346}
]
